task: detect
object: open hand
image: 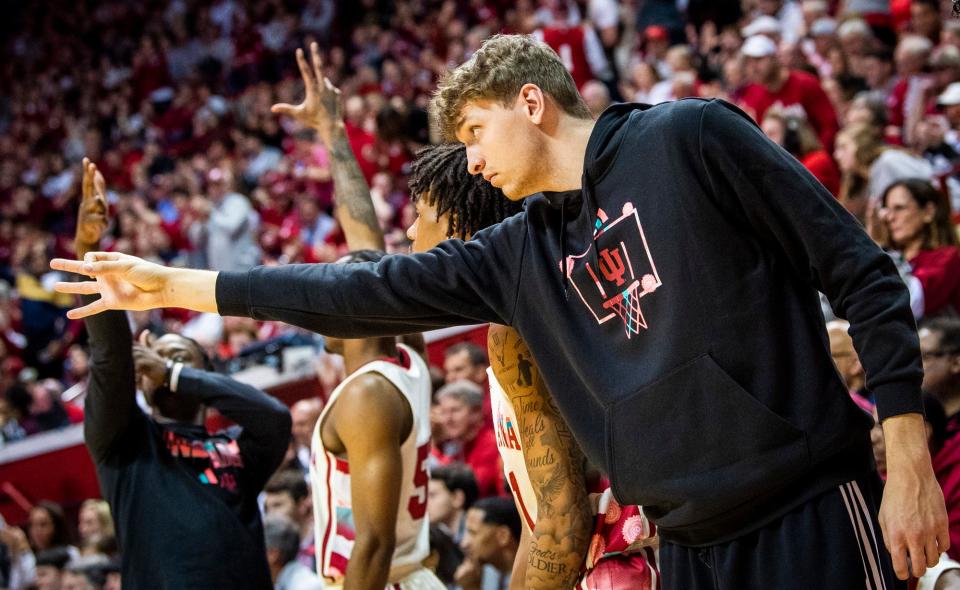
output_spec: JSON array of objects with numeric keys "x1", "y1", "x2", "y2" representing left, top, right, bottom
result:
[
  {"x1": 76, "y1": 157, "x2": 109, "y2": 247},
  {"x1": 271, "y1": 42, "x2": 344, "y2": 146},
  {"x1": 50, "y1": 252, "x2": 172, "y2": 319},
  {"x1": 133, "y1": 331, "x2": 166, "y2": 397}
]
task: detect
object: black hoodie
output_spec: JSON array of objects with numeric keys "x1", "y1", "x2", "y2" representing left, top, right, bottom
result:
[{"x1": 218, "y1": 99, "x2": 923, "y2": 546}]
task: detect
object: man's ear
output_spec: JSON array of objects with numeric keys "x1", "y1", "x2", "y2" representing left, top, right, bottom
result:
[
  {"x1": 453, "y1": 489, "x2": 466, "y2": 510},
  {"x1": 518, "y1": 83, "x2": 546, "y2": 125},
  {"x1": 495, "y1": 524, "x2": 512, "y2": 546}
]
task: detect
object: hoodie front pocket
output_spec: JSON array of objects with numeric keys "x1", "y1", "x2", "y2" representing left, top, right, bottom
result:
[{"x1": 604, "y1": 353, "x2": 809, "y2": 529}]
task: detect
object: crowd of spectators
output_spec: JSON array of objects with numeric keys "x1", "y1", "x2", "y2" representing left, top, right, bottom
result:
[{"x1": 2, "y1": 0, "x2": 960, "y2": 587}]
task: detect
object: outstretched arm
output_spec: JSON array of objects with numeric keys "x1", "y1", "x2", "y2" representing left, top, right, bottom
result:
[
  {"x1": 75, "y1": 159, "x2": 146, "y2": 461},
  {"x1": 488, "y1": 324, "x2": 592, "y2": 589},
  {"x1": 272, "y1": 43, "x2": 384, "y2": 252},
  {"x1": 50, "y1": 212, "x2": 526, "y2": 335},
  {"x1": 329, "y1": 374, "x2": 413, "y2": 590}
]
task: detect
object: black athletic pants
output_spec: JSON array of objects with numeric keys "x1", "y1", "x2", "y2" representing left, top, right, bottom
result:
[{"x1": 660, "y1": 473, "x2": 906, "y2": 590}]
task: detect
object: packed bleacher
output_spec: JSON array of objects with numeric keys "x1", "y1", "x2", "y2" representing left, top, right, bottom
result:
[{"x1": 2, "y1": 0, "x2": 960, "y2": 588}]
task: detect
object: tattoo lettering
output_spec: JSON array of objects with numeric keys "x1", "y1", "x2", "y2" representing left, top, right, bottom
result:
[
  {"x1": 528, "y1": 547, "x2": 569, "y2": 576},
  {"x1": 488, "y1": 325, "x2": 592, "y2": 589}
]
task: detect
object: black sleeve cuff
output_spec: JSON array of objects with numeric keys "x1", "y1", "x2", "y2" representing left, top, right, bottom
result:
[
  {"x1": 874, "y1": 383, "x2": 925, "y2": 422},
  {"x1": 215, "y1": 270, "x2": 251, "y2": 317}
]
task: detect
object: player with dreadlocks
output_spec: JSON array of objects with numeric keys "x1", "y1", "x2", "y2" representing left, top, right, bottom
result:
[
  {"x1": 406, "y1": 142, "x2": 523, "y2": 245},
  {"x1": 404, "y1": 128, "x2": 659, "y2": 590}
]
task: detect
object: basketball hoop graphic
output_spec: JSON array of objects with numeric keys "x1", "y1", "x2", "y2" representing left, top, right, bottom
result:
[{"x1": 565, "y1": 203, "x2": 662, "y2": 338}]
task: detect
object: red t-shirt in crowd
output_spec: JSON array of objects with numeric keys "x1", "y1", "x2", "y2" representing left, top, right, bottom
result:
[
  {"x1": 934, "y1": 434, "x2": 960, "y2": 562},
  {"x1": 539, "y1": 26, "x2": 593, "y2": 90},
  {"x1": 801, "y1": 150, "x2": 841, "y2": 197},
  {"x1": 910, "y1": 246, "x2": 960, "y2": 317},
  {"x1": 432, "y1": 425, "x2": 503, "y2": 498},
  {"x1": 740, "y1": 70, "x2": 839, "y2": 150}
]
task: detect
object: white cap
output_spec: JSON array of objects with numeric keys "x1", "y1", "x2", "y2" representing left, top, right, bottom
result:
[
  {"x1": 742, "y1": 35, "x2": 778, "y2": 58},
  {"x1": 741, "y1": 15, "x2": 782, "y2": 38},
  {"x1": 939, "y1": 82, "x2": 960, "y2": 106},
  {"x1": 810, "y1": 17, "x2": 837, "y2": 37}
]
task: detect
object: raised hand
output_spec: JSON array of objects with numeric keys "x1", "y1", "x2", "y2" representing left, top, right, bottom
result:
[
  {"x1": 271, "y1": 42, "x2": 344, "y2": 146},
  {"x1": 51, "y1": 252, "x2": 174, "y2": 319},
  {"x1": 133, "y1": 331, "x2": 167, "y2": 397},
  {"x1": 76, "y1": 157, "x2": 109, "y2": 249}
]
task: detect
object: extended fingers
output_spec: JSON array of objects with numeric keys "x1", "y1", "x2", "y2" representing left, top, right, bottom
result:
[
  {"x1": 905, "y1": 537, "x2": 928, "y2": 578},
  {"x1": 295, "y1": 47, "x2": 314, "y2": 92},
  {"x1": 65, "y1": 298, "x2": 108, "y2": 320},
  {"x1": 81, "y1": 158, "x2": 93, "y2": 198},
  {"x1": 54, "y1": 281, "x2": 100, "y2": 295},
  {"x1": 270, "y1": 103, "x2": 298, "y2": 115},
  {"x1": 52, "y1": 254, "x2": 125, "y2": 277},
  {"x1": 310, "y1": 42, "x2": 324, "y2": 88},
  {"x1": 51, "y1": 258, "x2": 94, "y2": 276}
]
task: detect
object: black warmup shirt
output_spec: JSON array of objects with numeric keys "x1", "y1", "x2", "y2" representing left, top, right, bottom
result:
[{"x1": 83, "y1": 305, "x2": 291, "y2": 589}]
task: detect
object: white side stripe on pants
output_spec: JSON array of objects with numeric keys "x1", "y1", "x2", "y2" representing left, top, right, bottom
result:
[{"x1": 839, "y1": 481, "x2": 887, "y2": 590}]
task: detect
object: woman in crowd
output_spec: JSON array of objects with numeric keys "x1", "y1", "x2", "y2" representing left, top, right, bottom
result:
[
  {"x1": 878, "y1": 179, "x2": 960, "y2": 318},
  {"x1": 835, "y1": 122, "x2": 933, "y2": 221},
  {"x1": 28, "y1": 502, "x2": 73, "y2": 554},
  {"x1": 763, "y1": 108, "x2": 841, "y2": 196},
  {"x1": 77, "y1": 500, "x2": 114, "y2": 546}
]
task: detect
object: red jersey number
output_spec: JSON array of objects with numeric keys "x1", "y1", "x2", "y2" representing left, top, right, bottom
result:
[{"x1": 408, "y1": 444, "x2": 430, "y2": 519}]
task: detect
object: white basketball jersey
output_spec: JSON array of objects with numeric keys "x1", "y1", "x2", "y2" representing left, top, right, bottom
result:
[
  {"x1": 488, "y1": 367, "x2": 538, "y2": 531},
  {"x1": 311, "y1": 345, "x2": 433, "y2": 584}
]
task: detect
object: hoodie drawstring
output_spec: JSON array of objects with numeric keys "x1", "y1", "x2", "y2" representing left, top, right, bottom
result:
[{"x1": 560, "y1": 204, "x2": 569, "y2": 300}]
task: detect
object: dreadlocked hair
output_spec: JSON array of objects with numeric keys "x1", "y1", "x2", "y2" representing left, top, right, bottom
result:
[{"x1": 408, "y1": 143, "x2": 524, "y2": 240}]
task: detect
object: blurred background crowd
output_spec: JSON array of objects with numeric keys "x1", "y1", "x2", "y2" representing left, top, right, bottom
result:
[{"x1": 2, "y1": 0, "x2": 960, "y2": 588}]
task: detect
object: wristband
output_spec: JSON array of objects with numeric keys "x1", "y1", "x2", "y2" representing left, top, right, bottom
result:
[
  {"x1": 170, "y1": 362, "x2": 185, "y2": 393},
  {"x1": 162, "y1": 359, "x2": 174, "y2": 389}
]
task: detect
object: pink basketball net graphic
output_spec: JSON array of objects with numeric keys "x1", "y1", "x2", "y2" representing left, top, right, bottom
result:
[{"x1": 565, "y1": 203, "x2": 661, "y2": 338}]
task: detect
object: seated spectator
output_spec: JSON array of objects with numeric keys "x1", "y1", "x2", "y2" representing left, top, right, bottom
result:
[
  {"x1": 443, "y1": 343, "x2": 488, "y2": 386},
  {"x1": 889, "y1": 34, "x2": 934, "y2": 145},
  {"x1": 78, "y1": 535, "x2": 118, "y2": 560},
  {"x1": 428, "y1": 463, "x2": 479, "y2": 543},
  {"x1": 878, "y1": 179, "x2": 960, "y2": 317},
  {"x1": 28, "y1": 502, "x2": 73, "y2": 555},
  {"x1": 263, "y1": 470, "x2": 314, "y2": 570},
  {"x1": 263, "y1": 515, "x2": 323, "y2": 590},
  {"x1": 77, "y1": 501, "x2": 114, "y2": 548},
  {"x1": 289, "y1": 398, "x2": 323, "y2": 474},
  {"x1": 740, "y1": 34, "x2": 839, "y2": 149},
  {"x1": 15, "y1": 379, "x2": 74, "y2": 436},
  {"x1": 426, "y1": 524, "x2": 464, "y2": 589},
  {"x1": 433, "y1": 381, "x2": 502, "y2": 498},
  {"x1": 826, "y1": 320, "x2": 865, "y2": 397},
  {"x1": 762, "y1": 108, "x2": 841, "y2": 196},
  {"x1": 581, "y1": 80, "x2": 612, "y2": 118},
  {"x1": 35, "y1": 547, "x2": 71, "y2": 590},
  {"x1": 61, "y1": 556, "x2": 109, "y2": 590},
  {"x1": 937, "y1": 82, "x2": 960, "y2": 156},
  {"x1": 834, "y1": 123, "x2": 934, "y2": 220},
  {"x1": 187, "y1": 167, "x2": 262, "y2": 272},
  {"x1": 0, "y1": 522, "x2": 37, "y2": 590},
  {"x1": 921, "y1": 318, "x2": 960, "y2": 434},
  {"x1": 455, "y1": 497, "x2": 521, "y2": 590}
]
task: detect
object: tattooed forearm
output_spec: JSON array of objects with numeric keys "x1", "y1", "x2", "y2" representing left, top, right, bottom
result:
[
  {"x1": 328, "y1": 130, "x2": 385, "y2": 251},
  {"x1": 488, "y1": 325, "x2": 592, "y2": 590}
]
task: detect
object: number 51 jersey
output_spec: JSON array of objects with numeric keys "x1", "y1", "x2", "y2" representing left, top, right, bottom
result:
[{"x1": 311, "y1": 344, "x2": 433, "y2": 584}]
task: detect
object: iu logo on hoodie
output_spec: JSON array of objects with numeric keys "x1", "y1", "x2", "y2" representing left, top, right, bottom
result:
[{"x1": 563, "y1": 202, "x2": 662, "y2": 338}]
